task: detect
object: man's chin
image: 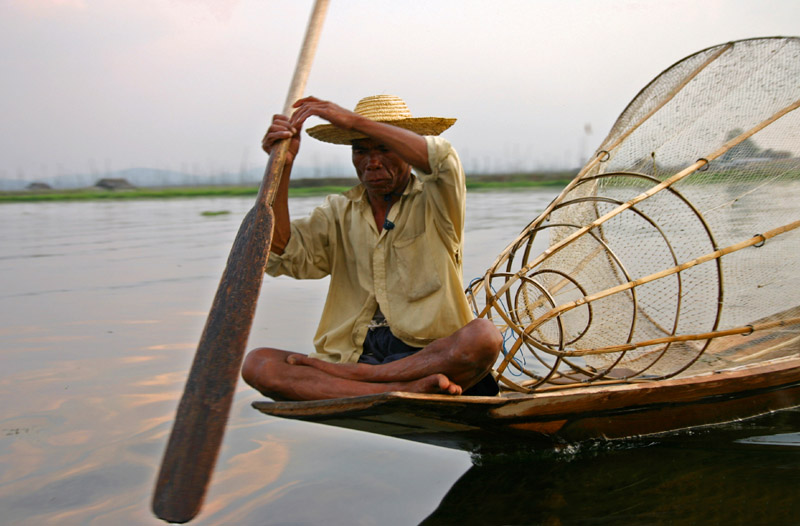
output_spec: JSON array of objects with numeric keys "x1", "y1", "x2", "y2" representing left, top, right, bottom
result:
[{"x1": 363, "y1": 182, "x2": 392, "y2": 194}]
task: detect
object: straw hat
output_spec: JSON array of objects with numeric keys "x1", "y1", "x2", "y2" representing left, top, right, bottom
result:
[{"x1": 306, "y1": 95, "x2": 456, "y2": 145}]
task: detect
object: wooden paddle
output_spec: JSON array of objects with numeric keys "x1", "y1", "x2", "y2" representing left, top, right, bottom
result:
[{"x1": 152, "y1": 1, "x2": 329, "y2": 522}]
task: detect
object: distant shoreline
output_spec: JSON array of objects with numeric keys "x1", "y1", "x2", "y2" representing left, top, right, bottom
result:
[{"x1": 0, "y1": 172, "x2": 575, "y2": 203}]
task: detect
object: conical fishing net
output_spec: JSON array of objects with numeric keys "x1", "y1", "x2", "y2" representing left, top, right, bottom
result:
[{"x1": 468, "y1": 37, "x2": 800, "y2": 393}]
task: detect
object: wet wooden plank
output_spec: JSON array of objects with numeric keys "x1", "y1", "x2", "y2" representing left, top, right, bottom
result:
[{"x1": 253, "y1": 357, "x2": 800, "y2": 452}]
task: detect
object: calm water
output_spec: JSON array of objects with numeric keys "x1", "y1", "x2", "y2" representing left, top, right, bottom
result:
[{"x1": 1, "y1": 190, "x2": 798, "y2": 525}]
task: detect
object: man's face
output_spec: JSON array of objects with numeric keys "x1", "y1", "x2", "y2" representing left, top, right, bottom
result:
[{"x1": 351, "y1": 138, "x2": 412, "y2": 197}]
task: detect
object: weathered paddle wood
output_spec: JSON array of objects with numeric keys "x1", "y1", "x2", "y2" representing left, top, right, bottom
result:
[{"x1": 152, "y1": 1, "x2": 329, "y2": 522}]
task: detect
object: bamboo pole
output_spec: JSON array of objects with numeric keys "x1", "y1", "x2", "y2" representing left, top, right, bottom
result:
[
  {"x1": 479, "y1": 97, "x2": 800, "y2": 319},
  {"x1": 560, "y1": 316, "x2": 800, "y2": 357},
  {"x1": 494, "y1": 220, "x2": 800, "y2": 376}
]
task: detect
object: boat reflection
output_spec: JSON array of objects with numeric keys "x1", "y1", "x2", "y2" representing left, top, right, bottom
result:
[{"x1": 422, "y1": 408, "x2": 800, "y2": 525}]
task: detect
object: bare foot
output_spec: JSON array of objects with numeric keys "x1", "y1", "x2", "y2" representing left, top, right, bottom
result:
[
  {"x1": 287, "y1": 355, "x2": 461, "y2": 395},
  {"x1": 400, "y1": 374, "x2": 462, "y2": 396}
]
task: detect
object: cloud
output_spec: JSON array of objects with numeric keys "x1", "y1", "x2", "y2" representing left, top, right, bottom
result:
[{"x1": 3, "y1": 0, "x2": 800, "y2": 182}]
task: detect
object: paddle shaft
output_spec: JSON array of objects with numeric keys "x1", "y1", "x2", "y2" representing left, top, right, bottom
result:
[{"x1": 152, "y1": 1, "x2": 329, "y2": 522}]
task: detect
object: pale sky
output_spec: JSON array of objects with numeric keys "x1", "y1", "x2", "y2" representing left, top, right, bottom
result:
[{"x1": 2, "y1": 0, "x2": 799, "y2": 184}]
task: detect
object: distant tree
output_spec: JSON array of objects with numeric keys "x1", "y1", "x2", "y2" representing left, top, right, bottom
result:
[
  {"x1": 760, "y1": 148, "x2": 792, "y2": 159},
  {"x1": 719, "y1": 128, "x2": 762, "y2": 163}
]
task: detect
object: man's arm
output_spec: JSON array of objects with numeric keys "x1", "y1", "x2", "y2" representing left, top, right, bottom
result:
[
  {"x1": 261, "y1": 114, "x2": 301, "y2": 254},
  {"x1": 289, "y1": 96, "x2": 432, "y2": 173}
]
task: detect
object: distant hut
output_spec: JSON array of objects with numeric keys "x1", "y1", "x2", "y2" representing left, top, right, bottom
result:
[
  {"x1": 27, "y1": 182, "x2": 52, "y2": 190},
  {"x1": 95, "y1": 178, "x2": 136, "y2": 190}
]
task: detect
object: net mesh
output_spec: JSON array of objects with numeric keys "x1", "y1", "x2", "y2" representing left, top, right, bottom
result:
[{"x1": 467, "y1": 37, "x2": 800, "y2": 392}]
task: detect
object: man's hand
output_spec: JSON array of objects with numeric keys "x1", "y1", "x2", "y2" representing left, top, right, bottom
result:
[
  {"x1": 289, "y1": 96, "x2": 360, "y2": 132},
  {"x1": 262, "y1": 96, "x2": 357, "y2": 164},
  {"x1": 287, "y1": 95, "x2": 431, "y2": 173},
  {"x1": 261, "y1": 114, "x2": 301, "y2": 165},
  {"x1": 260, "y1": 113, "x2": 299, "y2": 255}
]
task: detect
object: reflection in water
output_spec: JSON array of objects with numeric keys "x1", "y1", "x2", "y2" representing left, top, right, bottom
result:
[
  {"x1": 0, "y1": 192, "x2": 798, "y2": 525},
  {"x1": 423, "y1": 409, "x2": 800, "y2": 525}
]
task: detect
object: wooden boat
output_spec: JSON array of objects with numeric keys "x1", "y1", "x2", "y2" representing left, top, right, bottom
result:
[
  {"x1": 254, "y1": 318, "x2": 800, "y2": 453},
  {"x1": 255, "y1": 37, "x2": 800, "y2": 452}
]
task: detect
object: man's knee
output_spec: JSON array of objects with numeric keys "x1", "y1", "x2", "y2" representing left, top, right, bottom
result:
[
  {"x1": 470, "y1": 318, "x2": 503, "y2": 347},
  {"x1": 241, "y1": 348, "x2": 264, "y2": 387},
  {"x1": 460, "y1": 318, "x2": 503, "y2": 363},
  {"x1": 241, "y1": 347, "x2": 283, "y2": 391}
]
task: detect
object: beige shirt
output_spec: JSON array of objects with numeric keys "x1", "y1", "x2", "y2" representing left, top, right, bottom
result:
[{"x1": 266, "y1": 136, "x2": 474, "y2": 363}]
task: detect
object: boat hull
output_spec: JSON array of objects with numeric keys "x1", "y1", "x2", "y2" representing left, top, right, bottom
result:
[{"x1": 253, "y1": 357, "x2": 800, "y2": 453}]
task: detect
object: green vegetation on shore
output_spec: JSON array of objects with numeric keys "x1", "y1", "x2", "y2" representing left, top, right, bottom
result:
[
  {"x1": 0, "y1": 172, "x2": 575, "y2": 203},
  {"x1": 466, "y1": 179, "x2": 569, "y2": 190},
  {"x1": 0, "y1": 186, "x2": 258, "y2": 203}
]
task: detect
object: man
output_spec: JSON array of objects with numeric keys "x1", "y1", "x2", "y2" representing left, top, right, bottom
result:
[{"x1": 241, "y1": 95, "x2": 502, "y2": 401}]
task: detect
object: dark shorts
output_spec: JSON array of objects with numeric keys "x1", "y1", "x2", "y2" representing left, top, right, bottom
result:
[{"x1": 359, "y1": 326, "x2": 499, "y2": 396}]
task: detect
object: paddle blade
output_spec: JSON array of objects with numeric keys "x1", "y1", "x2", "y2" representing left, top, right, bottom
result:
[{"x1": 152, "y1": 204, "x2": 273, "y2": 523}]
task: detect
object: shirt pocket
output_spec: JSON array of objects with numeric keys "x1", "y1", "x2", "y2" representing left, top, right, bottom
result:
[{"x1": 392, "y1": 231, "x2": 443, "y2": 302}]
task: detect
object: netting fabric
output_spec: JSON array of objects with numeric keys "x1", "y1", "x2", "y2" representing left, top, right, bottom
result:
[{"x1": 468, "y1": 37, "x2": 800, "y2": 392}]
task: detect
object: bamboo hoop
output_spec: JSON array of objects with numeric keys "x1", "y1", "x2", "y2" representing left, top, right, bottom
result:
[
  {"x1": 480, "y1": 96, "x2": 800, "y2": 320},
  {"x1": 495, "y1": 220, "x2": 800, "y2": 378},
  {"x1": 478, "y1": 43, "x2": 735, "y2": 291}
]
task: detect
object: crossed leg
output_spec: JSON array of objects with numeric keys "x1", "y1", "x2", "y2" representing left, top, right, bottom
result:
[{"x1": 242, "y1": 318, "x2": 502, "y2": 401}]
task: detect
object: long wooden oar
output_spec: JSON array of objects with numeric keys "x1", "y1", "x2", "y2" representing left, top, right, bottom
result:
[{"x1": 152, "y1": 1, "x2": 329, "y2": 522}]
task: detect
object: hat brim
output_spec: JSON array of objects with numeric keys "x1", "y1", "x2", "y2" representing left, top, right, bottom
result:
[{"x1": 306, "y1": 117, "x2": 456, "y2": 145}]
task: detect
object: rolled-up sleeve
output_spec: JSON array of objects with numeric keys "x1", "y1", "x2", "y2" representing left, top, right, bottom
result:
[
  {"x1": 414, "y1": 136, "x2": 467, "y2": 247},
  {"x1": 266, "y1": 197, "x2": 334, "y2": 280}
]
